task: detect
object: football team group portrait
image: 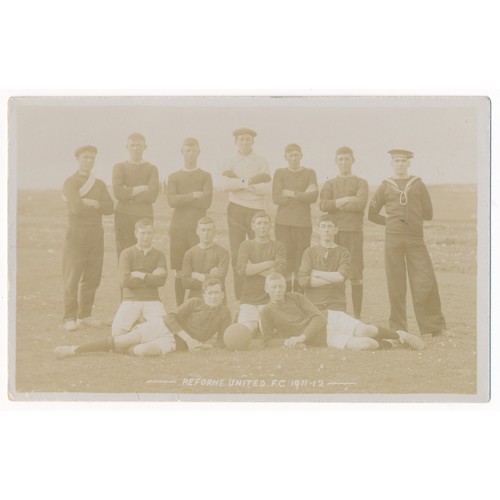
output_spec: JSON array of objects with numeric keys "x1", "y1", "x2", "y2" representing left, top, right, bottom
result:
[{"x1": 12, "y1": 97, "x2": 485, "y2": 399}]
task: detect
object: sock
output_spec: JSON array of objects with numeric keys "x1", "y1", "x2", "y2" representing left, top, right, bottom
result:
[
  {"x1": 352, "y1": 284, "x2": 363, "y2": 319},
  {"x1": 75, "y1": 336, "x2": 115, "y2": 354},
  {"x1": 174, "y1": 277, "x2": 185, "y2": 306},
  {"x1": 374, "y1": 325, "x2": 400, "y2": 341}
]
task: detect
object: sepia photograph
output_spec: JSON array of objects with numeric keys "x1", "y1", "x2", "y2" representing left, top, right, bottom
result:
[{"x1": 8, "y1": 95, "x2": 490, "y2": 402}]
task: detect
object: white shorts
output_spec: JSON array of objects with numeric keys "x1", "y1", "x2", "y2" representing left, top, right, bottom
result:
[
  {"x1": 326, "y1": 310, "x2": 362, "y2": 349},
  {"x1": 238, "y1": 303, "x2": 265, "y2": 324},
  {"x1": 132, "y1": 317, "x2": 176, "y2": 354},
  {"x1": 112, "y1": 300, "x2": 166, "y2": 336}
]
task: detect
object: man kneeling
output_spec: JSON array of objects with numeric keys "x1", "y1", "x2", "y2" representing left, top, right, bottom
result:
[
  {"x1": 54, "y1": 279, "x2": 231, "y2": 358},
  {"x1": 261, "y1": 273, "x2": 425, "y2": 351}
]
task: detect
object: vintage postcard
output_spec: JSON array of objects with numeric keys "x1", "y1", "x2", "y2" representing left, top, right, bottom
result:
[{"x1": 8, "y1": 95, "x2": 490, "y2": 402}]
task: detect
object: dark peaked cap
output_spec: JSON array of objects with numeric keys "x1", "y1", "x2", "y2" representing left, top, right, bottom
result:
[
  {"x1": 388, "y1": 149, "x2": 414, "y2": 159},
  {"x1": 233, "y1": 128, "x2": 257, "y2": 137}
]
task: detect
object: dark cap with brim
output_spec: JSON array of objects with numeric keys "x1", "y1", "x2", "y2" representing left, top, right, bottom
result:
[
  {"x1": 74, "y1": 145, "x2": 97, "y2": 157},
  {"x1": 285, "y1": 143, "x2": 302, "y2": 154},
  {"x1": 388, "y1": 149, "x2": 414, "y2": 159}
]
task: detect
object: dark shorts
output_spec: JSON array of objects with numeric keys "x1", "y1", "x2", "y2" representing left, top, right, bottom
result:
[
  {"x1": 335, "y1": 231, "x2": 364, "y2": 283},
  {"x1": 169, "y1": 227, "x2": 199, "y2": 270}
]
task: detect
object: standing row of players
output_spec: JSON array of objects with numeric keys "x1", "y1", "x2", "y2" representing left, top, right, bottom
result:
[{"x1": 59, "y1": 128, "x2": 449, "y2": 352}]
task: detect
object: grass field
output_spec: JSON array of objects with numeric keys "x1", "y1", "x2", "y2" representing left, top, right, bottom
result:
[{"x1": 13, "y1": 185, "x2": 479, "y2": 399}]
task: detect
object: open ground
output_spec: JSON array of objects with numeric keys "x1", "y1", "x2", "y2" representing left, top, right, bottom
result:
[{"x1": 13, "y1": 185, "x2": 478, "y2": 398}]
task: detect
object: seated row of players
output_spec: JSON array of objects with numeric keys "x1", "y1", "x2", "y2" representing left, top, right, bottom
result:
[
  {"x1": 61, "y1": 129, "x2": 447, "y2": 344},
  {"x1": 54, "y1": 216, "x2": 425, "y2": 358}
]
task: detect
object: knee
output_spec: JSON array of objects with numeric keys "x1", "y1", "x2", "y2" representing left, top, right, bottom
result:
[{"x1": 132, "y1": 344, "x2": 163, "y2": 356}]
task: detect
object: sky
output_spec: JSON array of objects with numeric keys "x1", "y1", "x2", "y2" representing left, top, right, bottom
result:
[{"x1": 10, "y1": 96, "x2": 487, "y2": 189}]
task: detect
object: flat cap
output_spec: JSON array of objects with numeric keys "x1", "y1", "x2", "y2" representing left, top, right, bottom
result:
[
  {"x1": 74, "y1": 145, "x2": 97, "y2": 158},
  {"x1": 182, "y1": 137, "x2": 200, "y2": 147},
  {"x1": 233, "y1": 127, "x2": 257, "y2": 138},
  {"x1": 336, "y1": 146, "x2": 354, "y2": 157},
  {"x1": 284, "y1": 143, "x2": 302, "y2": 154},
  {"x1": 388, "y1": 149, "x2": 414, "y2": 159},
  {"x1": 319, "y1": 214, "x2": 337, "y2": 224}
]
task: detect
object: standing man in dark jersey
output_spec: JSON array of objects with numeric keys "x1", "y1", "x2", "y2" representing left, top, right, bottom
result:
[
  {"x1": 112, "y1": 133, "x2": 160, "y2": 258},
  {"x1": 62, "y1": 145, "x2": 114, "y2": 331},
  {"x1": 319, "y1": 147, "x2": 368, "y2": 319},
  {"x1": 368, "y1": 149, "x2": 448, "y2": 337},
  {"x1": 272, "y1": 143, "x2": 318, "y2": 292},
  {"x1": 167, "y1": 137, "x2": 213, "y2": 306},
  {"x1": 221, "y1": 128, "x2": 271, "y2": 301}
]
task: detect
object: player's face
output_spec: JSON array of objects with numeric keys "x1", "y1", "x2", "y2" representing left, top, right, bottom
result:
[
  {"x1": 319, "y1": 221, "x2": 336, "y2": 241},
  {"x1": 203, "y1": 285, "x2": 224, "y2": 308},
  {"x1": 77, "y1": 152, "x2": 96, "y2": 174},
  {"x1": 127, "y1": 138, "x2": 147, "y2": 162},
  {"x1": 235, "y1": 134, "x2": 254, "y2": 155},
  {"x1": 336, "y1": 153, "x2": 354, "y2": 176},
  {"x1": 285, "y1": 150, "x2": 303, "y2": 169},
  {"x1": 135, "y1": 225, "x2": 154, "y2": 247},
  {"x1": 182, "y1": 145, "x2": 200, "y2": 163},
  {"x1": 265, "y1": 279, "x2": 286, "y2": 303},
  {"x1": 197, "y1": 223, "x2": 215, "y2": 244},
  {"x1": 252, "y1": 216, "x2": 271, "y2": 238},
  {"x1": 391, "y1": 156, "x2": 410, "y2": 177}
]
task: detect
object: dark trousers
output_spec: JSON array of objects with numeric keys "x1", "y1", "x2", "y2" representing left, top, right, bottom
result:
[
  {"x1": 385, "y1": 234, "x2": 446, "y2": 334},
  {"x1": 227, "y1": 202, "x2": 260, "y2": 300},
  {"x1": 63, "y1": 225, "x2": 104, "y2": 321},
  {"x1": 115, "y1": 212, "x2": 149, "y2": 259},
  {"x1": 275, "y1": 224, "x2": 312, "y2": 286}
]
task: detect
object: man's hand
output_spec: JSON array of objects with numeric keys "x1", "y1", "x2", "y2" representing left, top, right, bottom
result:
[
  {"x1": 191, "y1": 271, "x2": 206, "y2": 282},
  {"x1": 130, "y1": 271, "x2": 146, "y2": 279},
  {"x1": 185, "y1": 336, "x2": 214, "y2": 352},
  {"x1": 282, "y1": 189, "x2": 295, "y2": 198},
  {"x1": 305, "y1": 184, "x2": 318, "y2": 193},
  {"x1": 222, "y1": 170, "x2": 238, "y2": 179},
  {"x1": 81, "y1": 199, "x2": 99, "y2": 208},
  {"x1": 152, "y1": 267, "x2": 167, "y2": 276},
  {"x1": 192, "y1": 191, "x2": 204, "y2": 199},
  {"x1": 283, "y1": 335, "x2": 307, "y2": 349},
  {"x1": 132, "y1": 185, "x2": 149, "y2": 196}
]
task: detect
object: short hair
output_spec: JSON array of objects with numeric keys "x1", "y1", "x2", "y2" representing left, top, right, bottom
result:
[
  {"x1": 127, "y1": 132, "x2": 146, "y2": 143},
  {"x1": 285, "y1": 143, "x2": 302, "y2": 154},
  {"x1": 74, "y1": 145, "x2": 97, "y2": 158},
  {"x1": 197, "y1": 216, "x2": 215, "y2": 227},
  {"x1": 251, "y1": 211, "x2": 271, "y2": 224},
  {"x1": 182, "y1": 137, "x2": 200, "y2": 148},
  {"x1": 203, "y1": 278, "x2": 223, "y2": 293},
  {"x1": 265, "y1": 272, "x2": 286, "y2": 287},
  {"x1": 319, "y1": 214, "x2": 337, "y2": 225},
  {"x1": 135, "y1": 218, "x2": 153, "y2": 230},
  {"x1": 336, "y1": 146, "x2": 354, "y2": 158}
]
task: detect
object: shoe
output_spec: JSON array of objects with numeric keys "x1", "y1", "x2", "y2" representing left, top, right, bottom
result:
[
  {"x1": 77, "y1": 317, "x2": 104, "y2": 328},
  {"x1": 397, "y1": 330, "x2": 426, "y2": 351},
  {"x1": 54, "y1": 346, "x2": 77, "y2": 359},
  {"x1": 431, "y1": 329, "x2": 455, "y2": 338},
  {"x1": 64, "y1": 320, "x2": 78, "y2": 331}
]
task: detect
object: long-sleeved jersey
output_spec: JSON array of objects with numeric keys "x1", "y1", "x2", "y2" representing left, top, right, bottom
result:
[{"x1": 319, "y1": 175, "x2": 369, "y2": 232}]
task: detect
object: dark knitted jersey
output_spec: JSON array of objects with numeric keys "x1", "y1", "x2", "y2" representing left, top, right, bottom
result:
[
  {"x1": 236, "y1": 239, "x2": 287, "y2": 305},
  {"x1": 181, "y1": 243, "x2": 230, "y2": 297},
  {"x1": 167, "y1": 169, "x2": 213, "y2": 229},
  {"x1": 368, "y1": 177, "x2": 433, "y2": 237},
  {"x1": 63, "y1": 172, "x2": 114, "y2": 226},
  {"x1": 119, "y1": 246, "x2": 167, "y2": 301},
  {"x1": 260, "y1": 293, "x2": 327, "y2": 343},
  {"x1": 319, "y1": 175, "x2": 369, "y2": 232},
  {"x1": 164, "y1": 298, "x2": 232, "y2": 343},
  {"x1": 298, "y1": 244, "x2": 350, "y2": 311},
  {"x1": 272, "y1": 167, "x2": 318, "y2": 227},
  {"x1": 112, "y1": 161, "x2": 160, "y2": 216}
]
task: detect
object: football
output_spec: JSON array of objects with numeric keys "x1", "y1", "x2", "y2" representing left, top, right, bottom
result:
[{"x1": 223, "y1": 324, "x2": 253, "y2": 351}]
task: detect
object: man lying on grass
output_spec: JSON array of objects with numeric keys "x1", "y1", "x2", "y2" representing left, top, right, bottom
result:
[
  {"x1": 260, "y1": 273, "x2": 426, "y2": 351},
  {"x1": 54, "y1": 279, "x2": 232, "y2": 358}
]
